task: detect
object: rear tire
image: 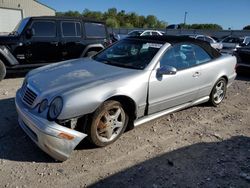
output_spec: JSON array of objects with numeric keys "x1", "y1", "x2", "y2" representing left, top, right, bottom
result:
[
  {"x1": 87, "y1": 100, "x2": 128, "y2": 147},
  {"x1": 209, "y1": 78, "x2": 227, "y2": 106},
  {"x1": 0, "y1": 60, "x2": 6, "y2": 81}
]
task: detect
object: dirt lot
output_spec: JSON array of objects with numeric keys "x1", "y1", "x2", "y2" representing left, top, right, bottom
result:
[{"x1": 0, "y1": 75, "x2": 250, "y2": 188}]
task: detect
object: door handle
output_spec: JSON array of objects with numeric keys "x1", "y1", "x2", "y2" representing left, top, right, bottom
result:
[{"x1": 193, "y1": 71, "x2": 201, "y2": 77}]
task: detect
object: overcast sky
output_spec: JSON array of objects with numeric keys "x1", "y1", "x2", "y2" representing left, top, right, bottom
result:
[{"x1": 40, "y1": 0, "x2": 250, "y2": 30}]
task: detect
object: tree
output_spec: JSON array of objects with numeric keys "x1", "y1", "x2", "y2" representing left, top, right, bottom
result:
[
  {"x1": 106, "y1": 18, "x2": 119, "y2": 28},
  {"x1": 243, "y1": 25, "x2": 250, "y2": 30},
  {"x1": 146, "y1": 15, "x2": 158, "y2": 28},
  {"x1": 56, "y1": 8, "x2": 168, "y2": 29}
]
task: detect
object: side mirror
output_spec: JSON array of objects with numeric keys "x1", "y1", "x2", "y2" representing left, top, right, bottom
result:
[
  {"x1": 157, "y1": 65, "x2": 177, "y2": 76},
  {"x1": 25, "y1": 28, "x2": 35, "y2": 39}
]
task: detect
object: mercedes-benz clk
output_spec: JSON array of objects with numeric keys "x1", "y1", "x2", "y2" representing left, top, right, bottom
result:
[{"x1": 15, "y1": 36, "x2": 237, "y2": 161}]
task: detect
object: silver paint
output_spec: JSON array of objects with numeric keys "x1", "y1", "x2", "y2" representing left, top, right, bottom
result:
[{"x1": 15, "y1": 42, "x2": 237, "y2": 161}]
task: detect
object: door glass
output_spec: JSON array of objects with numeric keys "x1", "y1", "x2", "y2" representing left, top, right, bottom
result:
[
  {"x1": 62, "y1": 21, "x2": 81, "y2": 37},
  {"x1": 160, "y1": 43, "x2": 211, "y2": 70},
  {"x1": 143, "y1": 32, "x2": 151, "y2": 36},
  {"x1": 32, "y1": 21, "x2": 56, "y2": 37},
  {"x1": 204, "y1": 37, "x2": 214, "y2": 43}
]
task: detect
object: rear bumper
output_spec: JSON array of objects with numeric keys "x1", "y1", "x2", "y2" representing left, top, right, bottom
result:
[{"x1": 15, "y1": 90, "x2": 87, "y2": 161}]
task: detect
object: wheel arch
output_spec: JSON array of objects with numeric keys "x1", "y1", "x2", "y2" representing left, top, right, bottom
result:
[
  {"x1": 81, "y1": 44, "x2": 104, "y2": 57},
  {"x1": 105, "y1": 95, "x2": 137, "y2": 121}
]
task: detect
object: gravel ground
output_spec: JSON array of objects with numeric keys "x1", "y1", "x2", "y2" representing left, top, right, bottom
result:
[{"x1": 0, "y1": 75, "x2": 249, "y2": 188}]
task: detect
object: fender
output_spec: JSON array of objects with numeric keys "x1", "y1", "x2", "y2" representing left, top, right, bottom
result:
[
  {"x1": 81, "y1": 44, "x2": 104, "y2": 57},
  {"x1": 0, "y1": 45, "x2": 19, "y2": 66}
]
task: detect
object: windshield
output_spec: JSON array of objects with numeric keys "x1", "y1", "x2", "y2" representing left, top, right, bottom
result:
[
  {"x1": 93, "y1": 39, "x2": 163, "y2": 70},
  {"x1": 12, "y1": 18, "x2": 30, "y2": 35}
]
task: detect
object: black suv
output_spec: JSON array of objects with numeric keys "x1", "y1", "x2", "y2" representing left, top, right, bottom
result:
[{"x1": 0, "y1": 16, "x2": 111, "y2": 81}]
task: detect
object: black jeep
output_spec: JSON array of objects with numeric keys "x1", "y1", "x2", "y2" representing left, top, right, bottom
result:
[{"x1": 0, "y1": 16, "x2": 111, "y2": 81}]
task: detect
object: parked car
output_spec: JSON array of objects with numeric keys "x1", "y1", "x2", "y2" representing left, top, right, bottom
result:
[
  {"x1": 234, "y1": 42, "x2": 250, "y2": 70},
  {"x1": 128, "y1": 30, "x2": 163, "y2": 36},
  {"x1": 166, "y1": 24, "x2": 182, "y2": 29},
  {"x1": 184, "y1": 34, "x2": 223, "y2": 50},
  {"x1": 0, "y1": 16, "x2": 111, "y2": 81},
  {"x1": 220, "y1": 36, "x2": 250, "y2": 54},
  {"x1": 16, "y1": 36, "x2": 237, "y2": 161}
]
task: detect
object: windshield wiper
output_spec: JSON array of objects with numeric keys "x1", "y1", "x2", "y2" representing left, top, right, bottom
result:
[{"x1": 94, "y1": 57, "x2": 141, "y2": 70}]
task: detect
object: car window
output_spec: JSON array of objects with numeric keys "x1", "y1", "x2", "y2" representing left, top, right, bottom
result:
[
  {"x1": 93, "y1": 39, "x2": 163, "y2": 70},
  {"x1": 196, "y1": 36, "x2": 205, "y2": 41},
  {"x1": 193, "y1": 45, "x2": 212, "y2": 64},
  {"x1": 244, "y1": 37, "x2": 250, "y2": 44},
  {"x1": 142, "y1": 31, "x2": 151, "y2": 36},
  {"x1": 152, "y1": 32, "x2": 160, "y2": 36},
  {"x1": 204, "y1": 37, "x2": 214, "y2": 43},
  {"x1": 160, "y1": 43, "x2": 211, "y2": 70},
  {"x1": 84, "y1": 22, "x2": 106, "y2": 38},
  {"x1": 223, "y1": 37, "x2": 242, "y2": 43},
  {"x1": 31, "y1": 21, "x2": 56, "y2": 37},
  {"x1": 61, "y1": 21, "x2": 81, "y2": 37},
  {"x1": 128, "y1": 31, "x2": 142, "y2": 36}
]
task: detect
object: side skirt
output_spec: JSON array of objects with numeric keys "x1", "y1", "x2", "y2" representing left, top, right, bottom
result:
[{"x1": 134, "y1": 96, "x2": 209, "y2": 127}]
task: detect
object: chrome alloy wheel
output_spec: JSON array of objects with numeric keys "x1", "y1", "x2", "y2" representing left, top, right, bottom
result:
[
  {"x1": 213, "y1": 80, "x2": 226, "y2": 104},
  {"x1": 96, "y1": 106, "x2": 126, "y2": 142}
]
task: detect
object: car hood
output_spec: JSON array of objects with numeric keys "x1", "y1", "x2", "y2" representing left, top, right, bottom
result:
[{"x1": 26, "y1": 58, "x2": 138, "y2": 96}]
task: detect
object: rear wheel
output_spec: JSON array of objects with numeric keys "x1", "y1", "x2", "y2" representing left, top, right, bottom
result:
[
  {"x1": 88, "y1": 100, "x2": 128, "y2": 147},
  {"x1": 0, "y1": 60, "x2": 6, "y2": 81},
  {"x1": 210, "y1": 78, "x2": 227, "y2": 106}
]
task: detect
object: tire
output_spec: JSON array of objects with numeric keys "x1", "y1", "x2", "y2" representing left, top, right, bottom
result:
[
  {"x1": 209, "y1": 78, "x2": 227, "y2": 106},
  {"x1": 86, "y1": 51, "x2": 98, "y2": 57},
  {"x1": 0, "y1": 60, "x2": 6, "y2": 81},
  {"x1": 87, "y1": 100, "x2": 128, "y2": 147}
]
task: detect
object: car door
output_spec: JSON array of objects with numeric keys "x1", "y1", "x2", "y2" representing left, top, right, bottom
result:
[
  {"x1": 148, "y1": 43, "x2": 201, "y2": 114},
  {"x1": 60, "y1": 20, "x2": 84, "y2": 60},
  {"x1": 24, "y1": 20, "x2": 60, "y2": 64}
]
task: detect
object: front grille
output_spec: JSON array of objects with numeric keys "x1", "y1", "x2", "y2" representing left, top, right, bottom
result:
[{"x1": 21, "y1": 83, "x2": 37, "y2": 106}]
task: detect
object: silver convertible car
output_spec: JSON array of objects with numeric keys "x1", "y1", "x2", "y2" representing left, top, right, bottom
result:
[{"x1": 15, "y1": 36, "x2": 237, "y2": 161}]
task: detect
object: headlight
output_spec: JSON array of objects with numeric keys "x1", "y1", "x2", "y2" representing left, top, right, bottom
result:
[{"x1": 48, "y1": 97, "x2": 63, "y2": 120}]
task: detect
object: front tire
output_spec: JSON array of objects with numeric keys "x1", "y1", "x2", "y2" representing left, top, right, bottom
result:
[
  {"x1": 88, "y1": 100, "x2": 128, "y2": 147},
  {"x1": 210, "y1": 78, "x2": 227, "y2": 106},
  {"x1": 0, "y1": 60, "x2": 6, "y2": 81}
]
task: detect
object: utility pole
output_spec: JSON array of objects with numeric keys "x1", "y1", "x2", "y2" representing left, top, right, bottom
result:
[{"x1": 184, "y1": 11, "x2": 188, "y2": 25}]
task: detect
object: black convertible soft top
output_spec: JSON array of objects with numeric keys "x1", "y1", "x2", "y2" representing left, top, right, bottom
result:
[{"x1": 127, "y1": 35, "x2": 221, "y2": 59}]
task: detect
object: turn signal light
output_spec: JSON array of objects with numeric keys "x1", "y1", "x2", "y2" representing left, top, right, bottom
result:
[{"x1": 58, "y1": 132, "x2": 74, "y2": 140}]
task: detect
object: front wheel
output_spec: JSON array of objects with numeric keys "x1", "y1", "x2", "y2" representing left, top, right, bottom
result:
[
  {"x1": 88, "y1": 100, "x2": 128, "y2": 147},
  {"x1": 210, "y1": 78, "x2": 227, "y2": 106},
  {"x1": 0, "y1": 60, "x2": 6, "y2": 81}
]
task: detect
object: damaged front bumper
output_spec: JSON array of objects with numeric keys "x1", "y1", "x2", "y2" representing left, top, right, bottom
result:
[{"x1": 15, "y1": 91, "x2": 87, "y2": 161}]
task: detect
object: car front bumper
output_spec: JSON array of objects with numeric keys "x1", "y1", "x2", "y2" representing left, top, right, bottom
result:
[{"x1": 15, "y1": 90, "x2": 87, "y2": 161}]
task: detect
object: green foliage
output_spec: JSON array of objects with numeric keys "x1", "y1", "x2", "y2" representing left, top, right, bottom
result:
[
  {"x1": 56, "y1": 8, "x2": 167, "y2": 29},
  {"x1": 243, "y1": 25, "x2": 250, "y2": 30},
  {"x1": 180, "y1": 23, "x2": 223, "y2": 30}
]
